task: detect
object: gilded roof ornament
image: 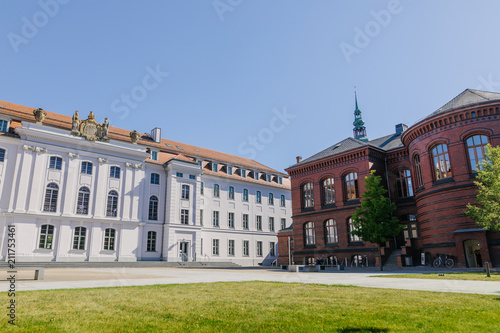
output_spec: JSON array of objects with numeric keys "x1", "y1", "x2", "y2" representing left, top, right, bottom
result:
[{"x1": 71, "y1": 110, "x2": 110, "y2": 142}]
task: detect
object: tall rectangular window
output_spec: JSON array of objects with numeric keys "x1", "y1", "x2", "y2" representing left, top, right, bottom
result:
[
  {"x1": 214, "y1": 184, "x2": 220, "y2": 198},
  {"x1": 254, "y1": 171, "x2": 259, "y2": 180},
  {"x1": 110, "y1": 166, "x2": 120, "y2": 179},
  {"x1": 466, "y1": 135, "x2": 489, "y2": 172},
  {"x1": 0, "y1": 120, "x2": 8, "y2": 132},
  {"x1": 147, "y1": 231, "x2": 156, "y2": 252},
  {"x1": 268, "y1": 193, "x2": 274, "y2": 205},
  {"x1": 243, "y1": 240, "x2": 249, "y2": 256},
  {"x1": 213, "y1": 211, "x2": 219, "y2": 227},
  {"x1": 151, "y1": 173, "x2": 160, "y2": 185},
  {"x1": 181, "y1": 184, "x2": 190, "y2": 199},
  {"x1": 241, "y1": 169, "x2": 246, "y2": 178},
  {"x1": 280, "y1": 195, "x2": 286, "y2": 207},
  {"x1": 49, "y1": 156, "x2": 62, "y2": 170},
  {"x1": 281, "y1": 218, "x2": 286, "y2": 230},
  {"x1": 256, "y1": 215, "x2": 262, "y2": 230},
  {"x1": 325, "y1": 219, "x2": 338, "y2": 243},
  {"x1": 228, "y1": 212, "x2": 235, "y2": 228},
  {"x1": 81, "y1": 161, "x2": 93, "y2": 175},
  {"x1": 228, "y1": 240, "x2": 235, "y2": 256},
  {"x1": 268, "y1": 217, "x2": 275, "y2": 231},
  {"x1": 104, "y1": 228, "x2": 116, "y2": 250},
  {"x1": 73, "y1": 227, "x2": 86, "y2": 250},
  {"x1": 151, "y1": 151, "x2": 158, "y2": 161},
  {"x1": 212, "y1": 162, "x2": 218, "y2": 172},
  {"x1": 181, "y1": 209, "x2": 189, "y2": 224},
  {"x1": 256, "y1": 241, "x2": 263, "y2": 256},
  {"x1": 243, "y1": 214, "x2": 249, "y2": 229},
  {"x1": 413, "y1": 154, "x2": 424, "y2": 188},
  {"x1": 200, "y1": 209, "x2": 203, "y2": 226},
  {"x1": 302, "y1": 183, "x2": 314, "y2": 208},
  {"x1": 212, "y1": 239, "x2": 219, "y2": 255},
  {"x1": 228, "y1": 186, "x2": 235, "y2": 199},
  {"x1": 349, "y1": 218, "x2": 361, "y2": 242},
  {"x1": 322, "y1": 178, "x2": 335, "y2": 205},
  {"x1": 243, "y1": 189, "x2": 248, "y2": 201},
  {"x1": 256, "y1": 191, "x2": 262, "y2": 203},
  {"x1": 0, "y1": 148, "x2": 5, "y2": 162},
  {"x1": 39, "y1": 224, "x2": 54, "y2": 249}
]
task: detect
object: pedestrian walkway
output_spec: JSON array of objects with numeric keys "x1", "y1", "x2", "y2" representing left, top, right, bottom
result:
[{"x1": 2, "y1": 266, "x2": 499, "y2": 295}]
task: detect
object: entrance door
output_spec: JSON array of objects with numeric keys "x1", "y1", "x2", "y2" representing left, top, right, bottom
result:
[
  {"x1": 464, "y1": 240, "x2": 481, "y2": 267},
  {"x1": 179, "y1": 242, "x2": 189, "y2": 262}
]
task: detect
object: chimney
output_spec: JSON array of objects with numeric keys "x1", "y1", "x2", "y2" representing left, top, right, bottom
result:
[
  {"x1": 296, "y1": 156, "x2": 302, "y2": 163},
  {"x1": 151, "y1": 127, "x2": 161, "y2": 143},
  {"x1": 395, "y1": 123, "x2": 408, "y2": 135}
]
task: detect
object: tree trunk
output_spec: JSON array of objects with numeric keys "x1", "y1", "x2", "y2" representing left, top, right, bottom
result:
[{"x1": 379, "y1": 245, "x2": 383, "y2": 271}]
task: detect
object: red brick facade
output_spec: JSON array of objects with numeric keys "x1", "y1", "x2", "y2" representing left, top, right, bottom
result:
[{"x1": 281, "y1": 90, "x2": 500, "y2": 268}]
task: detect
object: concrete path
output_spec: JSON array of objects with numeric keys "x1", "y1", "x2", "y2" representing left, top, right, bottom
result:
[{"x1": 2, "y1": 267, "x2": 499, "y2": 295}]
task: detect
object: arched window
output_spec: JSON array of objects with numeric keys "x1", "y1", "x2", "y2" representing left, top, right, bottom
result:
[
  {"x1": 73, "y1": 227, "x2": 86, "y2": 250},
  {"x1": 228, "y1": 186, "x2": 235, "y2": 199},
  {"x1": 39, "y1": 224, "x2": 54, "y2": 249},
  {"x1": 181, "y1": 185, "x2": 190, "y2": 200},
  {"x1": 431, "y1": 144, "x2": 452, "y2": 180},
  {"x1": 396, "y1": 169, "x2": 413, "y2": 198},
  {"x1": 324, "y1": 219, "x2": 338, "y2": 243},
  {"x1": 344, "y1": 172, "x2": 358, "y2": 201},
  {"x1": 243, "y1": 189, "x2": 249, "y2": 201},
  {"x1": 302, "y1": 183, "x2": 314, "y2": 208},
  {"x1": 466, "y1": 134, "x2": 489, "y2": 172},
  {"x1": 413, "y1": 154, "x2": 424, "y2": 188},
  {"x1": 348, "y1": 218, "x2": 361, "y2": 242},
  {"x1": 103, "y1": 228, "x2": 116, "y2": 250},
  {"x1": 43, "y1": 183, "x2": 59, "y2": 212},
  {"x1": 76, "y1": 187, "x2": 90, "y2": 215},
  {"x1": 304, "y1": 222, "x2": 315, "y2": 245},
  {"x1": 322, "y1": 177, "x2": 335, "y2": 205},
  {"x1": 147, "y1": 231, "x2": 157, "y2": 252},
  {"x1": 106, "y1": 190, "x2": 118, "y2": 217},
  {"x1": 213, "y1": 184, "x2": 220, "y2": 198},
  {"x1": 149, "y1": 196, "x2": 158, "y2": 220}
]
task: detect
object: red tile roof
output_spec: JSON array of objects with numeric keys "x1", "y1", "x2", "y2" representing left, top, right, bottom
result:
[{"x1": 0, "y1": 100, "x2": 290, "y2": 188}]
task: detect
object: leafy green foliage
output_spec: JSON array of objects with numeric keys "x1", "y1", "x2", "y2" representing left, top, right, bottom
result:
[
  {"x1": 465, "y1": 144, "x2": 500, "y2": 231},
  {"x1": 351, "y1": 170, "x2": 402, "y2": 246}
]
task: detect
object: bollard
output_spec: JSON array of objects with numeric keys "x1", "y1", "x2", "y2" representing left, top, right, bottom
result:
[{"x1": 485, "y1": 262, "x2": 491, "y2": 278}]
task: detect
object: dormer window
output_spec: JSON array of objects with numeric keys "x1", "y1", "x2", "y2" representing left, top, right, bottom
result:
[
  {"x1": 227, "y1": 166, "x2": 233, "y2": 175},
  {"x1": 241, "y1": 169, "x2": 246, "y2": 178},
  {"x1": 266, "y1": 174, "x2": 271, "y2": 182},
  {"x1": 212, "y1": 162, "x2": 218, "y2": 172},
  {"x1": 254, "y1": 171, "x2": 259, "y2": 180}
]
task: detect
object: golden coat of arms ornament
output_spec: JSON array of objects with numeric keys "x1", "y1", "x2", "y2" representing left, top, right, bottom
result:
[{"x1": 71, "y1": 111, "x2": 110, "y2": 142}]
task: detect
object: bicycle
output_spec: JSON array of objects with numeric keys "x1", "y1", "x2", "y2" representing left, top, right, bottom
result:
[{"x1": 433, "y1": 253, "x2": 454, "y2": 268}]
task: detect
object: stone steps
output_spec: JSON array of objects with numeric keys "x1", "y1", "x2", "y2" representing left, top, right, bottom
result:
[{"x1": 383, "y1": 249, "x2": 402, "y2": 268}]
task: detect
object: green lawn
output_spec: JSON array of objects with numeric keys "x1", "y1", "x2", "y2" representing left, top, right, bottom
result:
[
  {"x1": 376, "y1": 271, "x2": 500, "y2": 281},
  {"x1": 3, "y1": 282, "x2": 499, "y2": 332}
]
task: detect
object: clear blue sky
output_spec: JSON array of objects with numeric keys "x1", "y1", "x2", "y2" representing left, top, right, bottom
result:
[{"x1": 2, "y1": 1, "x2": 500, "y2": 172}]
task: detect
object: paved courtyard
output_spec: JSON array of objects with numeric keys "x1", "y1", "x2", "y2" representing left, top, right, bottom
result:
[{"x1": 2, "y1": 267, "x2": 499, "y2": 295}]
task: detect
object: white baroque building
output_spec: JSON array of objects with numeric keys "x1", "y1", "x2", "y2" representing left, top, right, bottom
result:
[{"x1": 0, "y1": 101, "x2": 291, "y2": 265}]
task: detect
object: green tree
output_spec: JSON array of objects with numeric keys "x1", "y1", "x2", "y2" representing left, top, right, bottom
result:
[
  {"x1": 464, "y1": 144, "x2": 500, "y2": 231},
  {"x1": 351, "y1": 170, "x2": 402, "y2": 271}
]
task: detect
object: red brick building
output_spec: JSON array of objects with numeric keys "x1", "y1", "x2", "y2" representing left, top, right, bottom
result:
[{"x1": 280, "y1": 89, "x2": 500, "y2": 268}]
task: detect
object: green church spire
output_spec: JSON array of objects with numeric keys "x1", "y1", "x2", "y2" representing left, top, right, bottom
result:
[{"x1": 353, "y1": 92, "x2": 368, "y2": 142}]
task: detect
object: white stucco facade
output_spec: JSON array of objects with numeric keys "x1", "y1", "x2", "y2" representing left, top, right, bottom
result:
[{"x1": 0, "y1": 110, "x2": 291, "y2": 266}]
